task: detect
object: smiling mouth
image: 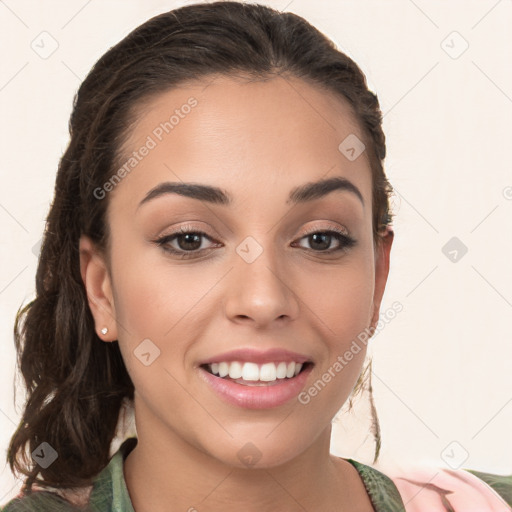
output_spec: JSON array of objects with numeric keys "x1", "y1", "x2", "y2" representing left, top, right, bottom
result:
[{"x1": 200, "y1": 361, "x2": 313, "y2": 386}]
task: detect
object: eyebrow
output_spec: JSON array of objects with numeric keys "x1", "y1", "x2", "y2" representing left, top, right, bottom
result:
[{"x1": 137, "y1": 176, "x2": 364, "y2": 209}]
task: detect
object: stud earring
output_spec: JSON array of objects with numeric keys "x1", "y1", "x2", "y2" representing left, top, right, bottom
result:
[{"x1": 101, "y1": 327, "x2": 108, "y2": 335}]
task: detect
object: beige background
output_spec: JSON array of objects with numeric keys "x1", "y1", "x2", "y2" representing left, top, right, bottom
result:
[{"x1": 1, "y1": 0, "x2": 511, "y2": 502}]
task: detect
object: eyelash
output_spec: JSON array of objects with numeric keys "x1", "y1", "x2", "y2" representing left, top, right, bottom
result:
[{"x1": 153, "y1": 225, "x2": 356, "y2": 260}]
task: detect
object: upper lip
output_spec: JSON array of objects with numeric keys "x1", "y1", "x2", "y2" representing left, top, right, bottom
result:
[{"x1": 198, "y1": 348, "x2": 312, "y2": 366}]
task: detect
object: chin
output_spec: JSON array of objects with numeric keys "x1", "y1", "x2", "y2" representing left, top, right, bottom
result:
[{"x1": 205, "y1": 431, "x2": 314, "y2": 470}]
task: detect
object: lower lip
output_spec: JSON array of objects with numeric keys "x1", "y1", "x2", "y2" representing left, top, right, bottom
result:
[{"x1": 198, "y1": 365, "x2": 313, "y2": 409}]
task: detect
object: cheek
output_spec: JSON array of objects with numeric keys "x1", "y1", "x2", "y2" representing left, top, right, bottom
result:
[
  {"x1": 296, "y1": 281, "x2": 373, "y2": 423},
  {"x1": 110, "y1": 257, "x2": 199, "y2": 410},
  {"x1": 111, "y1": 247, "x2": 207, "y2": 336},
  {"x1": 109, "y1": 247, "x2": 217, "y2": 388},
  {"x1": 300, "y1": 252, "x2": 375, "y2": 341},
  {"x1": 307, "y1": 271, "x2": 373, "y2": 325},
  {"x1": 297, "y1": 253, "x2": 375, "y2": 404}
]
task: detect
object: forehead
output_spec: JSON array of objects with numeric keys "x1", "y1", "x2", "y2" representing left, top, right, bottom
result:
[{"x1": 110, "y1": 74, "x2": 372, "y2": 212}]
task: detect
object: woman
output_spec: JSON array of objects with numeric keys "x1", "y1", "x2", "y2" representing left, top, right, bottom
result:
[{"x1": 2, "y1": 2, "x2": 511, "y2": 511}]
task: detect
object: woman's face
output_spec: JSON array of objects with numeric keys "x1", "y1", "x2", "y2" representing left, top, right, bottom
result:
[{"x1": 80, "y1": 74, "x2": 392, "y2": 468}]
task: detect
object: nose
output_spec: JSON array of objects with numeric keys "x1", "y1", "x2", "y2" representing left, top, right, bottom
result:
[{"x1": 223, "y1": 239, "x2": 300, "y2": 328}]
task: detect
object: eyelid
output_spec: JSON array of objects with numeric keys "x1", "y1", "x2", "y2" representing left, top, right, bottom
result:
[
  {"x1": 299, "y1": 223, "x2": 350, "y2": 238},
  {"x1": 156, "y1": 222, "x2": 217, "y2": 239}
]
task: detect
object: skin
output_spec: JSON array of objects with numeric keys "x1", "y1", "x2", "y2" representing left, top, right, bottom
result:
[{"x1": 79, "y1": 73, "x2": 393, "y2": 511}]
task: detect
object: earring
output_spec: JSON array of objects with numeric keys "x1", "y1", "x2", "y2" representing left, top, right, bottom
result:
[{"x1": 101, "y1": 327, "x2": 108, "y2": 335}]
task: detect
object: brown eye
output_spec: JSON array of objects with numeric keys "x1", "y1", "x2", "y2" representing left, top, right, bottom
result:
[
  {"x1": 154, "y1": 228, "x2": 220, "y2": 259},
  {"x1": 173, "y1": 232, "x2": 203, "y2": 251},
  {"x1": 294, "y1": 228, "x2": 356, "y2": 254}
]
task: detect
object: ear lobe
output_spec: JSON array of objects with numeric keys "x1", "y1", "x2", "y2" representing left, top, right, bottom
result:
[
  {"x1": 79, "y1": 235, "x2": 118, "y2": 341},
  {"x1": 369, "y1": 227, "x2": 394, "y2": 331}
]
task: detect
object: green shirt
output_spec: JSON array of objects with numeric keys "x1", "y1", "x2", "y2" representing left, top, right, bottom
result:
[{"x1": 1, "y1": 437, "x2": 511, "y2": 511}]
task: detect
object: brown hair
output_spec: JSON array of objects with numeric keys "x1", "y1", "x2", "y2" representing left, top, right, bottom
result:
[{"x1": 7, "y1": 0, "x2": 393, "y2": 495}]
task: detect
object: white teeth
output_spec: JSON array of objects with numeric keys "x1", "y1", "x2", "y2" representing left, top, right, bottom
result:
[
  {"x1": 276, "y1": 362, "x2": 287, "y2": 379},
  {"x1": 228, "y1": 361, "x2": 243, "y2": 379},
  {"x1": 206, "y1": 361, "x2": 307, "y2": 382},
  {"x1": 259, "y1": 362, "x2": 277, "y2": 382},
  {"x1": 242, "y1": 362, "x2": 260, "y2": 381},
  {"x1": 218, "y1": 362, "x2": 229, "y2": 378}
]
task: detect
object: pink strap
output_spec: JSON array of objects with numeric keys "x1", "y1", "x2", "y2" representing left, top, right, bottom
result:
[{"x1": 389, "y1": 466, "x2": 512, "y2": 511}]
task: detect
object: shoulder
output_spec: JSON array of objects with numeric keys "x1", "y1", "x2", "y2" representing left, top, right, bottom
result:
[
  {"x1": 346, "y1": 458, "x2": 512, "y2": 512},
  {"x1": 467, "y1": 469, "x2": 512, "y2": 506},
  {"x1": 1, "y1": 437, "x2": 137, "y2": 512},
  {"x1": 386, "y1": 465, "x2": 512, "y2": 511},
  {"x1": 346, "y1": 459, "x2": 407, "y2": 511},
  {"x1": 0, "y1": 490, "x2": 86, "y2": 512}
]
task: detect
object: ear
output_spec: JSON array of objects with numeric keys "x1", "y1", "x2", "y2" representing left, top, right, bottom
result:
[
  {"x1": 79, "y1": 235, "x2": 118, "y2": 342},
  {"x1": 369, "y1": 226, "x2": 394, "y2": 330}
]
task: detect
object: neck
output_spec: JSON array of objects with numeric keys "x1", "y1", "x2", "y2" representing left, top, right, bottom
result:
[{"x1": 123, "y1": 398, "x2": 371, "y2": 512}]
